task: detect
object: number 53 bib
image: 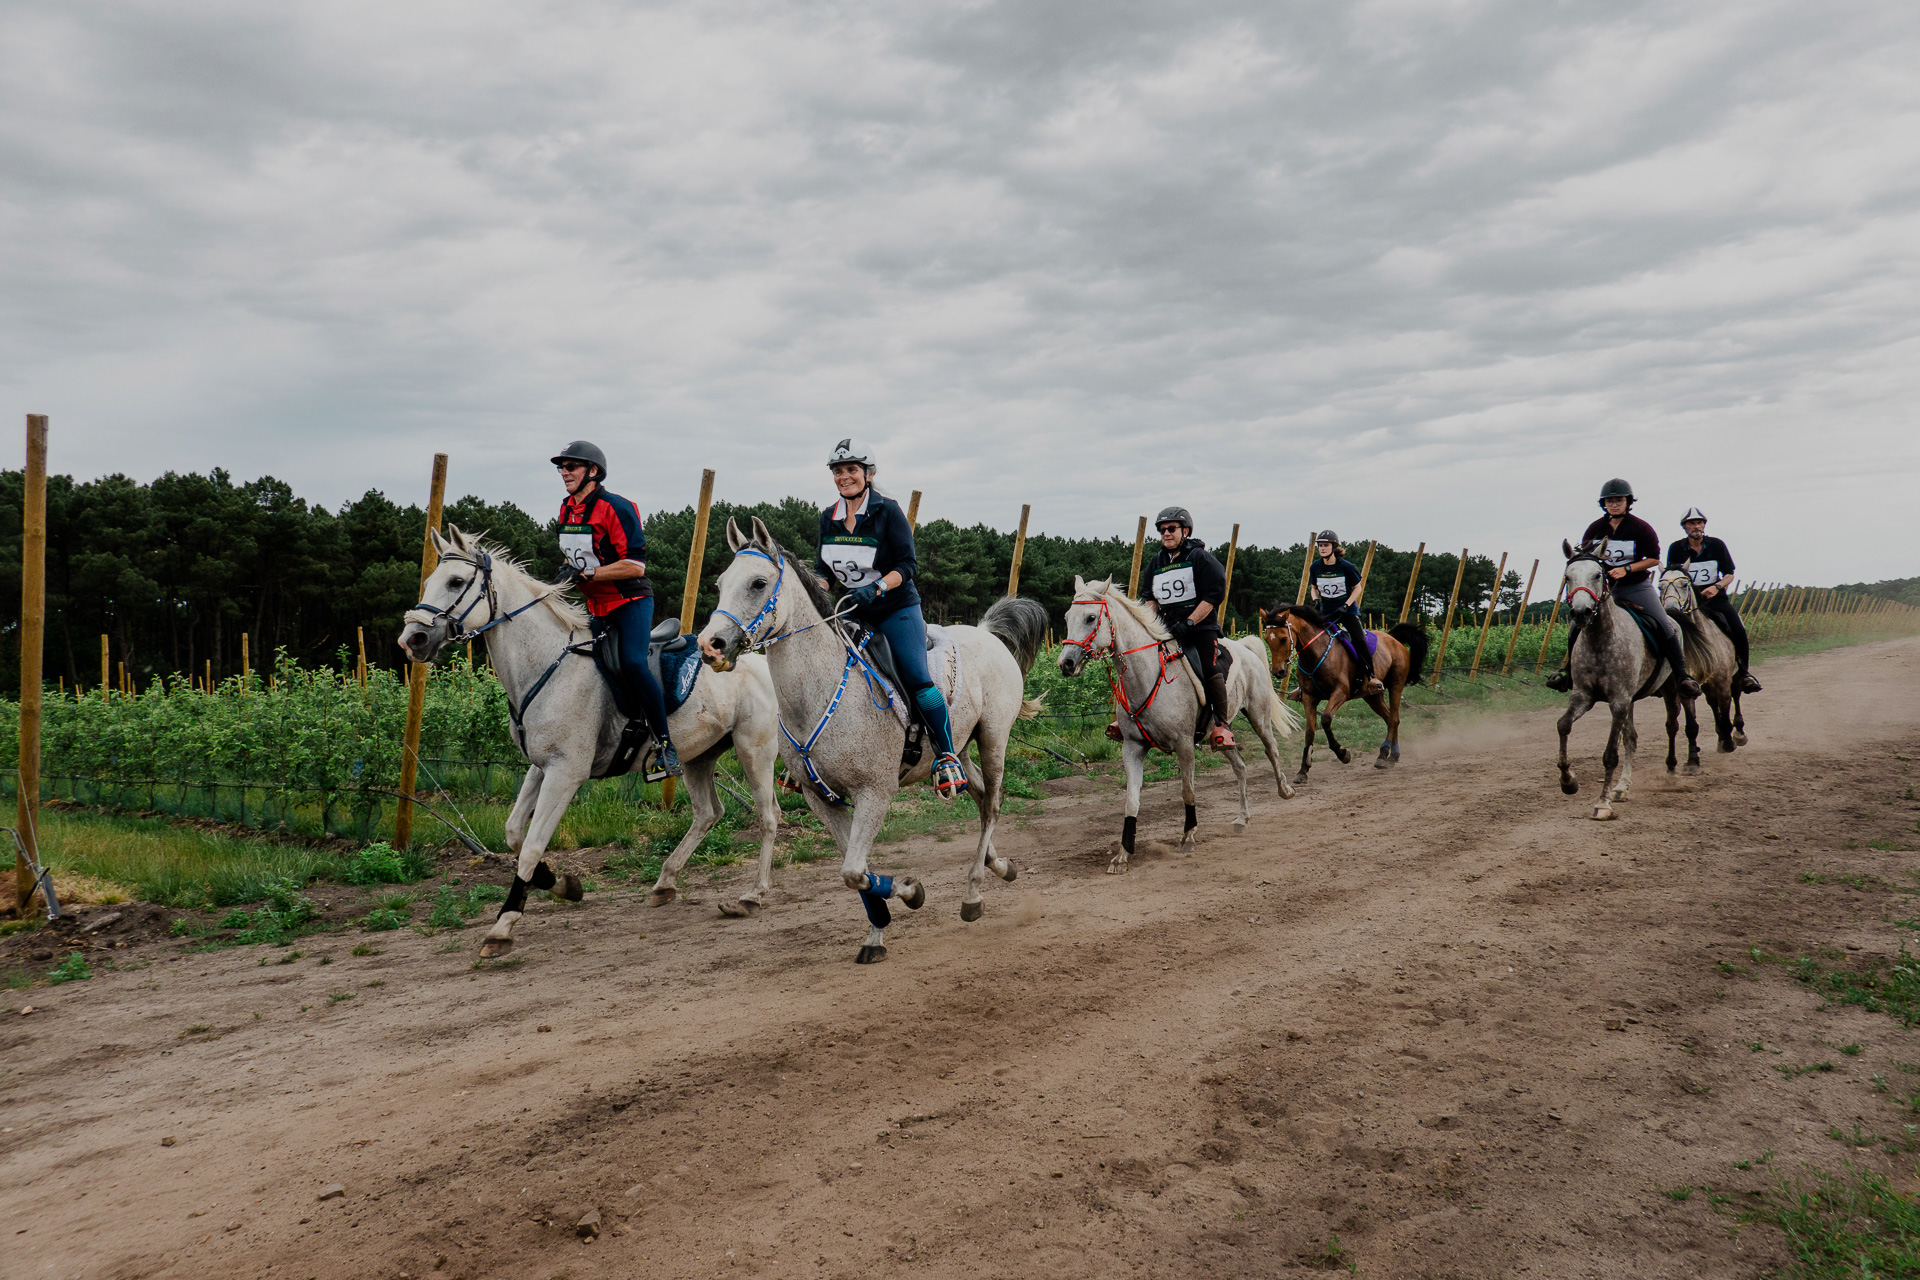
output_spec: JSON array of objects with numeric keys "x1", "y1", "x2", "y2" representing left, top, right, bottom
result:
[{"x1": 822, "y1": 535, "x2": 881, "y2": 589}]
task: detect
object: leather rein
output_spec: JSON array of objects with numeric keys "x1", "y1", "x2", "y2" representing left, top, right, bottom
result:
[{"x1": 1066, "y1": 595, "x2": 1181, "y2": 745}]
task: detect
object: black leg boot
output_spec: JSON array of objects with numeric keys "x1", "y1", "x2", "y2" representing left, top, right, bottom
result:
[{"x1": 1662, "y1": 631, "x2": 1703, "y2": 698}]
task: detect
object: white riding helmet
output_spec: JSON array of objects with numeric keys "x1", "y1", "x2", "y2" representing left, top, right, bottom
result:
[
  {"x1": 1680, "y1": 506, "x2": 1707, "y2": 527},
  {"x1": 827, "y1": 438, "x2": 876, "y2": 469}
]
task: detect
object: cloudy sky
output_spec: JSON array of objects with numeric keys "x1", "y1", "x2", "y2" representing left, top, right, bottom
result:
[{"x1": 4, "y1": 0, "x2": 1917, "y2": 583}]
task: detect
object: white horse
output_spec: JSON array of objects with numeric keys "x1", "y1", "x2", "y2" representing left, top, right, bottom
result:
[
  {"x1": 398, "y1": 528, "x2": 785, "y2": 957},
  {"x1": 1056, "y1": 577, "x2": 1298, "y2": 874},
  {"x1": 1555, "y1": 544, "x2": 1671, "y2": 820},
  {"x1": 698, "y1": 517, "x2": 1048, "y2": 963}
]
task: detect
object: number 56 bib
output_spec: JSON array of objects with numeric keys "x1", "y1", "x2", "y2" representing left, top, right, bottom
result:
[
  {"x1": 557, "y1": 523, "x2": 600, "y2": 573},
  {"x1": 1153, "y1": 564, "x2": 1196, "y2": 605}
]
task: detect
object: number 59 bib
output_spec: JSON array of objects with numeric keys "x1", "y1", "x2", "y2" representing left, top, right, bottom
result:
[{"x1": 1153, "y1": 565, "x2": 1196, "y2": 605}]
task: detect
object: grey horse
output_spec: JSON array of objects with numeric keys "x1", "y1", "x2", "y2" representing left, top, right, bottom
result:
[
  {"x1": 1554, "y1": 542, "x2": 1674, "y2": 820},
  {"x1": 399, "y1": 528, "x2": 787, "y2": 958},
  {"x1": 1658, "y1": 568, "x2": 1747, "y2": 773},
  {"x1": 698, "y1": 517, "x2": 1049, "y2": 963}
]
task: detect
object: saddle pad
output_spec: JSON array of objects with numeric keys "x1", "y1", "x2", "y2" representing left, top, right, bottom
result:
[
  {"x1": 1337, "y1": 629, "x2": 1380, "y2": 666},
  {"x1": 659, "y1": 640, "x2": 703, "y2": 718}
]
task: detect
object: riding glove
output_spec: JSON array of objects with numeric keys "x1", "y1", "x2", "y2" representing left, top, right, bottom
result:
[{"x1": 848, "y1": 581, "x2": 886, "y2": 608}]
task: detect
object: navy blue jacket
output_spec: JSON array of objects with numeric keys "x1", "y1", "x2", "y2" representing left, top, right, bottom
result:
[
  {"x1": 814, "y1": 490, "x2": 921, "y2": 622},
  {"x1": 1310, "y1": 557, "x2": 1363, "y2": 614}
]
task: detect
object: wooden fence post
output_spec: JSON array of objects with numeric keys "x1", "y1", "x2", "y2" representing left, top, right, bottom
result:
[
  {"x1": 395, "y1": 453, "x2": 449, "y2": 849},
  {"x1": 241, "y1": 632, "x2": 250, "y2": 687},
  {"x1": 662, "y1": 468, "x2": 717, "y2": 811},
  {"x1": 1006, "y1": 504, "x2": 1031, "y2": 596},
  {"x1": 1221, "y1": 523, "x2": 1241, "y2": 628},
  {"x1": 1397, "y1": 542, "x2": 1426, "y2": 623},
  {"x1": 1127, "y1": 517, "x2": 1147, "y2": 597},
  {"x1": 1294, "y1": 534, "x2": 1315, "y2": 606},
  {"x1": 99, "y1": 634, "x2": 109, "y2": 702},
  {"x1": 1467, "y1": 552, "x2": 1507, "y2": 681},
  {"x1": 906, "y1": 490, "x2": 921, "y2": 530},
  {"x1": 1500, "y1": 558, "x2": 1540, "y2": 675},
  {"x1": 1535, "y1": 596, "x2": 1561, "y2": 674},
  {"x1": 1430, "y1": 550, "x2": 1468, "y2": 688},
  {"x1": 357, "y1": 627, "x2": 368, "y2": 687},
  {"x1": 1352, "y1": 540, "x2": 1378, "y2": 611},
  {"x1": 14, "y1": 415, "x2": 47, "y2": 914}
]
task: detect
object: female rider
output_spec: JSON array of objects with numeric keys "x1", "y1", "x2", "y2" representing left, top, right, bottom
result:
[
  {"x1": 551, "y1": 441, "x2": 679, "y2": 776},
  {"x1": 1308, "y1": 531, "x2": 1383, "y2": 697},
  {"x1": 814, "y1": 439, "x2": 968, "y2": 799}
]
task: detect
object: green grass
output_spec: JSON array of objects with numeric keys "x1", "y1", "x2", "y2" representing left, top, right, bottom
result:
[
  {"x1": 1740, "y1": 1165, "x2": 1920, "y2": 1278},
  {"x1": 46, "y1": 952, "x2": 92, "y2": 984},
  {"x1": 1789, "y1": 942, "x2": 1920, "y2": 1028}
]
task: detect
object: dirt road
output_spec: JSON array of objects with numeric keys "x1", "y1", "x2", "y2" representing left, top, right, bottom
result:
[{"x1": 7, "y1": 638, "x2": 1920, "y2": 1278}]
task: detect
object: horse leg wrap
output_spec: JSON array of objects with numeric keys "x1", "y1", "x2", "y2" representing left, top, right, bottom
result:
[
  {"x1": 499, "y1": 875, "x2": 530, "y2": 919},
  {"x1": 865, "y1": 873, "x2": 894, "y2": 899},
  {"x1": 1122, "y1": 815, "x2": 1136, "y2": 855},
  {"x1": 859, "y1": 889, "x2": 893, "y2": 930},
  {"x1": 530, "y1": 862, "x2": 557, "y2": 891},
  {"x1": 1184, "y1": 804, "x2": 1197, "y2": 834}
]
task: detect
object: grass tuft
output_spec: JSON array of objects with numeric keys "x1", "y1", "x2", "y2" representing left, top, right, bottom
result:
[
  {"x1": 1740, "y1": 1164, "x2": 1920, "y2": 1279},
  {"x1": 46, "y1": 951, "x2": 92, "y2": 984}
]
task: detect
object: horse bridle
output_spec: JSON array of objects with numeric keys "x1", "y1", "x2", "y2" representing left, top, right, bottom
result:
[
  {"x1": 407, "y1": 550, "x2": 556, "y2": 645},
  {"x1": 1562, "y1": 550, "x2": 1612, "y2": 609},
  {"x1": 1066, "y1": 594, "x2": 1182, "y2": 734}
]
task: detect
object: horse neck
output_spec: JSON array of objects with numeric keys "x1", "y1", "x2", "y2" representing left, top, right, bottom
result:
[
  {"x1": 480, "y1": 573, "x2": 578, "y2": 704},
  {"x1": 759, "y1": 562, "x2": 876, "y2": 722},
  {"x1": 1105, "y1": 596, "x2": 1183, "y2": 717}
]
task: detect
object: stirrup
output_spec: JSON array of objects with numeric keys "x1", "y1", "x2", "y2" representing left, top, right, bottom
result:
[
  {"x1": 1104, "y1": 720, "x2": 1124, "y2": 743},
  {"x1": 1738, "y1": 671, "x2": 1762, "y2": 693},
  {"x1": 1544, "y1": 668, "x2": 1572, "y2": 692},
  {"x1": 1207, "y1": 722, "x2": 1237, "y2": 749},
  {"x1": 656, "y1": 740, "x2": 682, "y2": 778},
  {"x1": 932, "y1": 753, "x2": 969, "y2": 799}
]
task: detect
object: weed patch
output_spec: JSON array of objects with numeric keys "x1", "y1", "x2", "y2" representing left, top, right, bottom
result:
[
  {"x1": 1739, "y1": 1164, "x2": 1920, "y2": 1278},
  {"x1": 344, "y1": 841, "x2": 434, "y2": 885},
  {"x1": 1789, "y1": 941, "x2": 1920, "y2": 1027},
  {"x1": 46, "y1": 952, "x2": 92, "y2": 984}
]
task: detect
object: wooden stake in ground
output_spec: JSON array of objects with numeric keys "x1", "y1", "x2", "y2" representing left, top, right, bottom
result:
[
  {"x1": 1500, "y1": 559, "x2": 1540, "y2": 676},
  {"x1": 1351, "y1": 540, "x2": 1378, "y2": 611},
  {"x1": 357, "y1": 627, "x2": 368, "y2": 687},
  {"x1": 100, "y1": 633, "x2": 109, "y2": 703},
  {"x1": 14, "y1": 415, "x2": 47, "y2": 914},
  {"x1": 1294, "y1": 534, "x2": 1315, "y2": 606},
  {"x1": 906, "y1": 490, "x2": 922, "y2": 530},
  {"x1": 241, "y1": 632, "x2": 250, "y2": 687},
  {"x1": 1430, "y1": 549, "x2": 1469, "y2": 687},
  {"x1": 1398, "y1": 542, "x2": 1426, "y2": 624},
  {"x1": 205, "y1": 659, "x2": 213, "y2": 693},
  {"x1": 1007, "y1": 504, "x2": 1031, "y2": 596},
  {"x1": 1467, "y1": 552, "x2": 1508, "y2": 681},
  {"x1": 1220, "y1": 523, "x2": 1241, "y2": 629},
  {"x1": 395, "y1": 453, "x2": 449, "y2": 849},
  {"x1": 663, "y1": 468, "x2": 717, "y2": 812},
  {"x1": 1127, "y1": 517, "x2": 1148, "y2": 598}
]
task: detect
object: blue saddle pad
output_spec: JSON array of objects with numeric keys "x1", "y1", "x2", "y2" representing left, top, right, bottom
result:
[
  {"x1": 1336, "y1": 629, "x2": 1380, "y2": 667},
  {"x1": 660, "y1": 642, "x2": 703, "y2": 718}
]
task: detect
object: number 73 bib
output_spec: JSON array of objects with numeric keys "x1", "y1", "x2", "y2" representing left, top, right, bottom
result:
[{"x1": 1153, "y1": 565, "x2": 1195, "y2": 605}]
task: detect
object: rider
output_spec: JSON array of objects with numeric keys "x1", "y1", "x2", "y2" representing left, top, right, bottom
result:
[
  {"x1": 1667, "y1": 507, "x2": 1761, "y2": 693},
  {"x1": 1142, "y1": 506, "x2": 1236, "y2": 748},
  {"x1": 813, "y1": 439, "x2": 969, "y2": 800},
  {"x1": 1544, "y1": 478, "x2": 1703, "y2": 699},
  {"x1": 551, "y1": 441, "x2": 679, "y2": 776},
  {"x1": 1309, "y1": 532, "x2": 1384, "y2": 697}
]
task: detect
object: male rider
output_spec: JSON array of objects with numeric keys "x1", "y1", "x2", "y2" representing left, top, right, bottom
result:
[
  {"x1": 1666, "y1": 507, "x2": 1761, "y2": 693},
  {"x1": 1308, "y1": 532, "x2": 1383, "y2": 697},
  {"x1": 1141, "y1": 507, "x2": 1236, "y2": 748}
]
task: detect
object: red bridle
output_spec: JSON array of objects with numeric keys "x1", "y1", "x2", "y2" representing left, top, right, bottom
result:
[{"x1": 1066, "y1": 595, "x2": 1180, "y2": 743}]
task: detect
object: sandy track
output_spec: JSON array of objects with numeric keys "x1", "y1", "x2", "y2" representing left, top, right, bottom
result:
[{"x1": 7, "y1": 638, "x2": 1920, "y2": 1278}]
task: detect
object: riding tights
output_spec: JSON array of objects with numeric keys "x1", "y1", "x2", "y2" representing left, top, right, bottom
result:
[
  {"x1": 594, "y1": 597, "x2": 673, "y2": 747},
  {"x1": 872, "y1": 603, "x2": 958, "y2": 760},
  {"x1": 1698, "y1": 591, "x2": 1751, "y2": 675}
]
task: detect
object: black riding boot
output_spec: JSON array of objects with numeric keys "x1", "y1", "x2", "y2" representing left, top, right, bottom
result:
[
  {"x1": 1545, "y1": 615, "x2": 1586, "y2": 691},
  {"x1": 1660, "y1": 630, "x2": 1704, "y2": 699},
  {"x1": 1729, "y1": 621, "x2": 1760, "y2": 692}
]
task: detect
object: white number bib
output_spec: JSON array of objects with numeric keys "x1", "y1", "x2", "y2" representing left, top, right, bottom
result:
[
  {"x1": 1316, "y1": 575, "x2": 1349, "y2": 601},
  {"x1": 558, "y1": 529, "x2": 600, "y2": 573},
  {"x1": 825, "y1": 543, "x2": 880, "y2": 589},
  {"x1": 1686, "y1": 560, "x2": 1719, "y2": 587},
  {"x1": 1153, "y1": 565, "x2": 1196, "y2": 605},
  {"x1": 1604, "y1": 538, "x2": 1638, "y2": 566}
]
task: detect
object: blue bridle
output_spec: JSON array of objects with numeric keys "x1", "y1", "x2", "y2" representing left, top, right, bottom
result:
[{"x1": 710, "y1": 547, "x2": 786, "y2": 649}]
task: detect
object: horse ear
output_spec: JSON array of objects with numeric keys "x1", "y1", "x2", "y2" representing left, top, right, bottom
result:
[
  {"x1": 1562, "y1": 539, "x2": 1575, "y2": 560},
  {"x1": 750, "y1": 516, "x2": 774, "y2": 549},
  {"x1": 430, "y1": 527, "x2": 453, "y2": 556},
  {"x1": 726, "y1": 517, "x2": 747, "y2": 552},
  {"x1": 1072, "y1": 574, "x2": 1086, "y2": 593}
]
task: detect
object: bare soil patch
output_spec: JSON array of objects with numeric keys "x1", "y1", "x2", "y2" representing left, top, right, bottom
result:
[{"x1": 6, "y1": 638, "x2": 1920, "y2": 1278}]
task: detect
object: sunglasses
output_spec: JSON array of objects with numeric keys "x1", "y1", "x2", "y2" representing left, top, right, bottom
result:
[
  {"x1": 1157, "y1": 524, "x2": 1183, "y2": 534},
  {"x1": 556, "y1": 462, "x2": 587, "y2": 472}
]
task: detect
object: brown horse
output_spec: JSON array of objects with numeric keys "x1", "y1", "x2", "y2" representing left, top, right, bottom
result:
[{"x1": 1259, "y1": 606, "x2": 1430, "y2": 783}]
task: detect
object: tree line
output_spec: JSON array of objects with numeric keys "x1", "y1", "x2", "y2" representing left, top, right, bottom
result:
[{"x1": 0, "y1": 468, "x2": 1526, "y2": 695}]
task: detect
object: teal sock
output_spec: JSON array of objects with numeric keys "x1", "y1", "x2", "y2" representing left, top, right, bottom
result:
[{"x1": 912, "y1": 685, "x2": 957, "y2": 758}]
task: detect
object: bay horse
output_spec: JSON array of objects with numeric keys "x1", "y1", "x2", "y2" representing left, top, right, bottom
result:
[
  {"x1": 1057, "y1": 577, "x2": 1298, "y2": 873},
  {"x1": 1658, "y1": 568, "x2": 1746, "y2": 773},
  {"x1": 1259, "y1": 606, "x2": 1428, "y2": 783},
  {"x1": 1554, "y1": 542, "x2": 1672, "y2": 820},
  {"x1": 699, "y1": 517, "x2": 1048, "y2": 963}
]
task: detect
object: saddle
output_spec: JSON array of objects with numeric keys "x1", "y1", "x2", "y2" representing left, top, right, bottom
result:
[
  {"x1": 1300, "y1": 627, "x2": 1374, "y2": 698},
  {"x1": 859, "y1": 626, "x2": 941, "y2": 776},
  {"x1": 588, "y1": 617, "x2": 704, "y2": 778},
  {"x1": 1615, "y1": 604, "x2": 1672, "y2": 700}
]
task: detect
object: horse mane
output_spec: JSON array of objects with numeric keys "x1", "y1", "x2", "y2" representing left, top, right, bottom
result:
[
  {"x1": 445, "y1": 528, "x2": 588, "y2": 630},
  {"x1": 755, "y1": 530, "x2": 838, "y2": 619},
  {"x1": 1086, "y1": 578, "x2": 1171, "y2": 642},
  {"x1": 1278, "y1": 603, "x2": 1328, "y2": 629}
]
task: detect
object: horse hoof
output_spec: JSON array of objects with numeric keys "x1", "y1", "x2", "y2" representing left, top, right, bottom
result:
[
  {"x1": 647, "y1": 885, "x2": 678, "y2": 907},
  {"x1": 1560, "y1": 780, "x2": 1579, "y2": 795},
  {"x1": 1592, "y1": 806, "x2": 1615, "y2": 821},
  {"x1": 716, "y1": 897, "x2": 758, "y2": 917},
  {"x1": 855, "y1": 944, "x2": 887, "y2": 964},
  {"x1": 960, "y1": 900, "x2": 983, "y2": 923},
  {"x1": 1230, "y1": 820, "x2": 1247, "y2": 834},
  {"x1": 556, "y1": 874, "x2": 584, "y2": 903},
  {"x1": 1292, "y1": 774, "x2": 1309, "y2": 786},
  {"x1": 1682, "y1": 763, "x2": 1700, "y2": 776},
  {"x1": 1374, "y1": 758, "x2": 1391, "y2": 770},
  {"x1": 478, "y1": 938, "x2": 514, "y2": 959},
  {"x1": 1105, "y1": 859, "x2": 1127, "y2": 875},
  {"x1": 1335, "y1": 750, "x2": 1352, "y2": 765},
  {"x1": 1718, "y1": 741, "x2": 1735, "y2": 754},
  {"x1": 1732, "y1": 732, "x2": 1748, "y2": 747},
  {"x1": 996, "y1": 861, "x2": 1017, "y2": 883}
]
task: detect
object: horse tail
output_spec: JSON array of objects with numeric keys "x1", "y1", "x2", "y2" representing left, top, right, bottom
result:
[
  {"x1": 982, "y1": 596, "x2": 1050, "y2": 677},
  {"x1": 1389, "y1": 622, "x2": 1429, "y2": 680},
  {"x1": 1266, "y1": 686, "x2": 1301, "y2": 739}
]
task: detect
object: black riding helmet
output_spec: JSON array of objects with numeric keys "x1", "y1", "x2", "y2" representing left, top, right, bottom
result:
[
  {"x1": 1155, "y1": 505, "x2": 1192, "y2": 532},
  {"x1": 1598, "y1": 477, "x2": 1634, "y2": 508},
  {"x1": 551, "y1": 440, "x2": 609, "y2": 482}
]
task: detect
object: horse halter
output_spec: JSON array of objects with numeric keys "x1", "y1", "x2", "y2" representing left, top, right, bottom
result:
[{"x1": 1562, "y1": 551, "x2": 1611, "y2": 609}]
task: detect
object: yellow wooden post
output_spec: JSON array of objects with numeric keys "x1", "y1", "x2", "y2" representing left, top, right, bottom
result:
[
  {"x1": 905, "y1": 490, "x2": 921, "y2": 530},
  {"x1": 1397, "y1": 542, "x2": 1426, "y2": 624},
  {"x1": 119, "y1": 661, "x2": 127, "y2": 696},
  {"x1": 205, "y1": 659, "x2": 213, "y2": 693},
  {"x1": 100, "y1": 634, "x2": 109, "y2": 702},
  {"x1": 357, "y1": 627, "x2": 368, "y2": 687},
  {"x1": 14, "y1": 415, "x2": 48, "y2": 914},
  {"x1": 1500, "y1": 558, "x2": 1540, "y2": 676},
  {"x1": 1351, "y1": 540, "x2": 1378, "y2": 610},
  {"x1": 1535, "y1": 595, "x2": 1562, "y2": 674},
  {"x1": 1220, "y1": 523, "x2": 1241, "y2": 628},
  {"x1": 1294, "y1": 534, "x2": 1315, "y2": 606},
  {"x1": 1127, "y1": 517, "x2": 1148, "y2": 597},
  {"x1": 1006, "y1": 504, "x2": 1031, "y2": 596},
  {"x1": 662, "y1": 468, "x2": 718, "y2": 812},
  {"x1": 1430, "y1": 550, "x2": 1468, "y2": 688},
  {"x1": 395, "y1": 453, "x2": 449, "y2": 849},
  {"x1": 241, "y1": 632, "x2": 250, "y2": 688},
  {"x1": 1467, "y1": 553, "x2": 1507, "y2": 681}
]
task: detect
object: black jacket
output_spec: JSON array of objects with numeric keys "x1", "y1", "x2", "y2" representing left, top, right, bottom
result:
[
  {"x1": 1582, "y1": 513, "x2": 1661, "y2": 587},
  {"x1": 1310, "y1": 557, "x2": 1363, "y2": 614},
  {"x1": 1144, "y1": 538, "x2": 1225, "y2": 632},
  {"x1": 1666, "y1": 535, "x2": 1735, "y2": 588}
]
